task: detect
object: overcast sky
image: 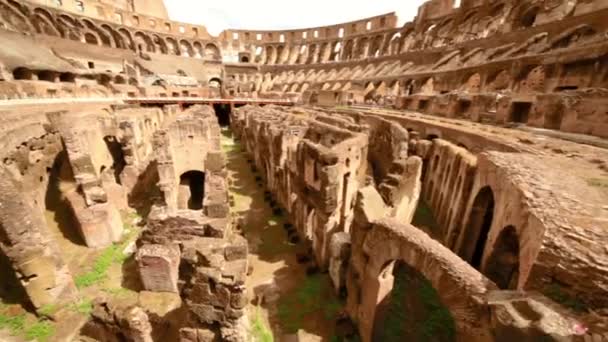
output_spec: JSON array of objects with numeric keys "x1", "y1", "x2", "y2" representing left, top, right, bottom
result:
[{"x1": 165, "y1": 0, "x2": 427, "y2": 36}]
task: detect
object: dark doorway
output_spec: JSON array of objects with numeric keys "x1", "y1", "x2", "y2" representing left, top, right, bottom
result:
[
  {"x1": 418, "y1": 99, "x2": 429, "y2": 111},
  {"x1": 484, "y1": 226, "x2": 519, "y2": 289},
  {"x1": 180, "y1": 171, "x2": 205, "y2": 210},
  {"x1": 461, "y1": 186, "x2": 495, "y2": 269},
  {"x1": 103, "y1": 136, "x2": 126, "y2": 184},
  {"x1": 509, "y1": 102, "x2": 531, "y2": 124},
  {"x1": 455, "y1": 100, "x2": 471, "y2": 117},
  {"x1": 213, "y1": 103, "x2": 231, "y2": 126}
]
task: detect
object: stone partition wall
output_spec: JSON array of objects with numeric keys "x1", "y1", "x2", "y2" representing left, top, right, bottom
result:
[
  {"x1": 135, "y1": 105, "x2": 247, "y2": 341},
  {"x1": 48, "y1": 110, "x2": 125, "y2": 248},
  {"x1": 153, "y1": 105, "x2": 225, "y2": 214},
  {"x1": 458, "y1": 152, "x2": 608, "y2": 308},
  {"x1": 231, "y1": 105, "x2": 368, "y2": 268},
  {"x1": 347, "y1": 186, "x2": 587, "y2": 342},
  {"x1": 232, "y1": 105, "x2": 608, "y2": 338}
]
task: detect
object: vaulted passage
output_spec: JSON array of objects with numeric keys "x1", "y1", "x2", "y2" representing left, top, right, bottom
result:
[
  {"x1": 461, "y1": 186, "x2": 495, "y2": 269},
  {"x1": 180, "y1": 171, "x2": 206, "y2": 210},
  {"x1": 373, "y1": 260, "x2": 455, "y2": 342},
  {"x1": 484, "y1": 225, "x2": 520, "y2": 289}
]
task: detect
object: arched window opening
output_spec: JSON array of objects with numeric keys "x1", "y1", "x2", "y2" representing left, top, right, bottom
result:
[
  {"x1": 180, "y1": 171, "x2": 206, "y2": 210},
  {"x1": 84, "y1": 32, "x2": 98, "y2": 45}
]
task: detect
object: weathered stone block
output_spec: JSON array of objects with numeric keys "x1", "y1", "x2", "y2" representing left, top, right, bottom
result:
[{"x1": 137, "y1": 244, "x2": 181, "y2": 293}]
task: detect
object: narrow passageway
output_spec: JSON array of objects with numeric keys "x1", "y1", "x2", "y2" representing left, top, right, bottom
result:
[{"x1": 221, "y1": 128, "x2": 347, "y2": 341}]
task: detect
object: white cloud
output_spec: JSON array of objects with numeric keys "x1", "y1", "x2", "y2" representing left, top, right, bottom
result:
[{"x1": 165, "y1": 0, "x2": 427, "y2": 36}]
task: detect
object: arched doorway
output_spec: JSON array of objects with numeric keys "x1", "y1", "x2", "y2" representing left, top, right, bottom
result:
[
  {"x1": 179, "y1": 171, "x2": 205, "y2": 210},
  {"x1": 484, "y1": 226, "x2": 519, "y2": 289},
  {"x1": 372, "y1": 260, "x2": 456, "y2": 342},
  {"x1": 461, "y1": 186, "x2": 495, "y2": 268}
]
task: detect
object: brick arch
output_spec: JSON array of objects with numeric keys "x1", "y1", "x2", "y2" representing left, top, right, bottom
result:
[
  {"x1": 204, "y1": 43, "x2": 220, "y2": 60},
  {"x1": 152, "y1": 34, "x2": 168, "y2": 54},
  {"x1": 357, "y1": 220, "x2": 495, "y2": 342},
  {"x1": 134, "y1": 31, "x2": 155, "y2": 53},
  {"x1": 179, "y1": 39, "x2": 194, "y2": 57},
  {"x1": 81, "y1": 18, "x2": 111, "y2": 47},
  {"x1": 117, "y1": 28, "x2": 134, "y2": 49},
  {"x1": 100, "y1": 24, "x2": 126, "y2": 49},
  {"x1": 0, "y1": 0, "x2": 34, "y2": 33},
  {"x1": 56, "y1": 14, "x2": 82, "y2": 41},
  {"x1": 31, "y1": 8, "x2": 60, "y2": 36},
  {"x1": 165, "y1": 36, "x2": 179, "y2": 55},
  {"x1": 486, "y1": 69, "x2": 511, "y2": 91}
]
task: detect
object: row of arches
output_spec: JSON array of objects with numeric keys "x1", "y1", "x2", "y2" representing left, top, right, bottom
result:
[
  {"x1": 0, "y1": 0, "x2": 221, "y2": 60},
  {"x1": 231, "y1": 0, "x2": 587, "y2": 66}
]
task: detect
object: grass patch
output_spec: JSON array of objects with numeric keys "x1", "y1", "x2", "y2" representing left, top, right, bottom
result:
[
  {"x1": 38, "y1": 304, "x2": 59, "y2": 317},
  {"x1": 70, "y1": 299, "x2": 94, "y2": 315},
  {"x1": 74, "y1": 213, "x2": 140, "y2": 289},
  {"x1": 24, "y1": 320, "x2": 54, "y2": 342},
  {"x1": 277, "y1": 274, "x2": 342, "y2": 334},
  {"x1": 412, "y1": 200, "x2": 441, "y2": 235},
  {"x1": 74, "y1": 244, "x2": 124, "y2": 288},
  {"x1": 0, "y1": 306, "x2": 55, "y2": 341},
  {"x1": 0, "y1": 311, "x2": 25, "y2": 336},
  {"x1": 250, "y1": 308, "x2": 273, "y2": 342}
]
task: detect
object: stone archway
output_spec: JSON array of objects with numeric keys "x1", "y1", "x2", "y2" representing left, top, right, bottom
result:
[
  {"x1": 357, "y1": 221, "x2": 494, "y2": 342},
  {"x1": 372, "y1": 260, "x2": 456, "y2": 342}
]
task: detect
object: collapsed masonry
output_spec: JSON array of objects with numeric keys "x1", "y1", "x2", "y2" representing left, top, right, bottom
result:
[
  {"x1": 230, "y1": 104, "x2": 608, "y2": 341},
  {"x1": 68, "y1": 106, "x2": 248, "y2": 341}
]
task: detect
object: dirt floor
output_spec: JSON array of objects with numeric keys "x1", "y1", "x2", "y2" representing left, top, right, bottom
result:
[{"x1": 222, "y1": 129, "x2": 348, "y2": 341}]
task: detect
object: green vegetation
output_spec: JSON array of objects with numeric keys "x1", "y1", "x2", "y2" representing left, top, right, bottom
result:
[
  {"x1": 74, "y1": 212, "x2": 139, "y2": 289},
  {"x1": 412, "y1": 200, "x2": 441, "y2": 236},
  {"x1": 75, "y1": 243, "x2": 124, "y2": 288},
  {"x1": 277, "y1": 274, "x2": 343, "y2": 334},
  {"x1": 70, "y1": 299, "x2": 94, "y2": 315},
  {"x1": 544, "y1": 284, "x2": 586, "y2": 312},
  {"x1": 38, "y1": 304, "x2": 59, "y2": 317},
  {"x1": 378, "y1": 265, "x2": 455, "y2": 342},
  {"x1": 0, "y1": 305, "x2": 54, "y2": 342},
  {"x1": 0, "y1": 309, "x2": 25, "y2": 336},
  {"x1": 250, "y1": 308, "x2": 273, "y2": 342},
  {"x1": 24, "y1": 320, "x2": 54, "y2": 342},
  {"x1": 418, "y1": 277, "x2": 455, "y2": 341}
]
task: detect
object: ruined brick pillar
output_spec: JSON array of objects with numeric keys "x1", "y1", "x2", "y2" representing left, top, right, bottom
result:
[
  {"x1": 48, "y1": 111, "x2": 124, "y2": 248},
  {"x1": 0, "y1": 168, "x2": 77, "y2": 309}
]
